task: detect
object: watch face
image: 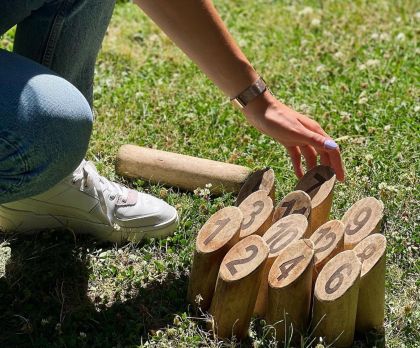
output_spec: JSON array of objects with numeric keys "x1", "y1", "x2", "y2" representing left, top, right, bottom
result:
[{"x1": 231, "y1": 98, "x2": 245, "y2": 109}]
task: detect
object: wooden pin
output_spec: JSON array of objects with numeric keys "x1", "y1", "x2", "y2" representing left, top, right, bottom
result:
[
  {"x1": 265, "y1": 239, "x2": 315, "y2": 343},
  {"x1": 342, "y1": 197, "x2": 384, "y2": 250},
  {"x1": 312, "y1": 250, "x2": 362, "y2": 348},
  {"x1": 295, "y1": 165, "x2": 336, "y2": 235},
  {"x1": 272, "y1": 190, "x2": 312, "y2": 223},
  {"x1": 236, "y1": 168, "x2": 276, "y2": 206},
  {"x1": 209, "y1": 235, "x2": 269, "y2": 339},
  {"x1": 353, "y1": 234, "x2": 387, "y2": 333},
  {"x1": 254, "y1": 214, "x2": 308, "y2": 316},
  {"x1": 187, "y1": 206, "x2": 243, "y2": 310},
  {"x1": 310, "y1": 220, "x2": 345, "y2": 283},
  {"x1": 116, "y1": 145, "x2": 251, "y2": 195},
  {"x1": 238, "y1": 190, "x2": 274, "y2": 240}
]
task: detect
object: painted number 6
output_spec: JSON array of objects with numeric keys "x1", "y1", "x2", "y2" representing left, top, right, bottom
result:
[{"x1": 325, "y1": 263, "x2": 352, "y2": 294}]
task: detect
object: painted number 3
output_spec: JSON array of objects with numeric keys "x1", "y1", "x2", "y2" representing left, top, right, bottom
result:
[{"x1": 242, "y1": 200, "x2": 264, "y2": 229}]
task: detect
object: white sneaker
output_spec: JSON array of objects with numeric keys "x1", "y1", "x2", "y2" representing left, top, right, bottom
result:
[{"x1": 0, "y1": 160, "x2": 178, "y2": 243}]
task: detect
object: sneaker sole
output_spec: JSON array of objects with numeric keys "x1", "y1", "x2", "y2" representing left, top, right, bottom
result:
[{"x1": 0, "y1": 205, "x2": 178, "y2": 244}]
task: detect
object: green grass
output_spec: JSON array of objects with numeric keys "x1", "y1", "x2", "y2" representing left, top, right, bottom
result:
[{"x1": 0, "y1": 0, "x2": 419, "y2": 347}]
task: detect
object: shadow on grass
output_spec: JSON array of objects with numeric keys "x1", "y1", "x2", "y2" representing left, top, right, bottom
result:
[{"x1": 0, "y1": 232, "x2": 188, "y2": 348}]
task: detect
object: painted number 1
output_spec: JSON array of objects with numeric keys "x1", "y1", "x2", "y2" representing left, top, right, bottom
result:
[{"x1": 203, "y1": 218, "x2": 231, "y2": 245}]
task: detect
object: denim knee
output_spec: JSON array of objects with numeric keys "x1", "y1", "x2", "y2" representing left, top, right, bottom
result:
[{"x1": 0, "y1": 69, "x2": 93, "y2": 203}]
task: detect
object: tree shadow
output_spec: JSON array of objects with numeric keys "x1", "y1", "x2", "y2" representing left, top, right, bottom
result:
[
  {"x1": 0, "y1": 232, "x2": 189, "y2": 348},
  {"x1": 0, "y1": 232, "x2": 386, "y2": 348}
]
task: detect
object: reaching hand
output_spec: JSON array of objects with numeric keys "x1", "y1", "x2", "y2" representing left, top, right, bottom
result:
[{"x1": 243, "y1": 92, "x2": 345, "y2": 181}]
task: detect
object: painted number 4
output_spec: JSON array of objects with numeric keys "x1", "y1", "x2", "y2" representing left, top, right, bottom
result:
[{"x1": 277, "y1": 255, "x2": 305, "y2": 281}]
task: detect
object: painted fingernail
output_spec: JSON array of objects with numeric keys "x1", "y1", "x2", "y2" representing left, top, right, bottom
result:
[{"x1": 324, "y1": 139, "x2": 338, "y2": 150}]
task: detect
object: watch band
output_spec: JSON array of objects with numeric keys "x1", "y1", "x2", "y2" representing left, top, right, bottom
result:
[{"x1": 230, "y1": 77, "x2": 267, "y2": 109}]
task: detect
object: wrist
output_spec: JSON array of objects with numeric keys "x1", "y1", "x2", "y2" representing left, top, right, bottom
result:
[{"x1": 242, "y1": 89, "x2": 276, "y2": 117}]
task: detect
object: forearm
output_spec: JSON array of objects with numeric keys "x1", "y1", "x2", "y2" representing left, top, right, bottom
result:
[{"x1": 134, "y1": 0, "x2": 258, "y2": 98}]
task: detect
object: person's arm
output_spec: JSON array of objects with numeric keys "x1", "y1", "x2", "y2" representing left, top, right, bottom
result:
[{"x1": 134, "y1": 0, "x2": 345, "y2": 181}]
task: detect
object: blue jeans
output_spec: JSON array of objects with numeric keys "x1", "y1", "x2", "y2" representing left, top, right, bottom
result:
[{"x1": 0, "y1": 0, "x2": 116, "y2": 204}]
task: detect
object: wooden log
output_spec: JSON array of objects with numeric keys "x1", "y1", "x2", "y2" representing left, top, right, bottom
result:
[
  {"x1": 295, "y1": 165, "x2": 336, "y2": 235},
  {"x1": 310, "y1": 220, "x2": 345, "y2": 284},
  {"x1": 265, "y1": 239, "x2": 315, "y2": 343},
  {"x1": 353, "y1": 234, "x2": 387, "y2": 332},
  {"x1": 235, "y1": 168, "x2": 276, "y2": 206},
  {"x1": 116, "y1": 144, "x2": 251, "y2": 195},
  {"x1": 312, "y1": 250, "x2": 362, "y2": 348},
  {"x1": 209, "y1": 235, "x2": 269, "y2": 339},
  {"x1": 272, "y1": 190, "x2": 312, "y2": 223},
  {"x1": 238, "y1": 190, "x2": 274, "y2": 240},
  {"x1": 187, "y1": 206, "x2": 243, "y2": 310},
  {"x1": 254, "y1": 214, "x2": 308, "y2": 316},
  {"x1": 342, "y1": 197, "x2": 384, "y2": 250}
]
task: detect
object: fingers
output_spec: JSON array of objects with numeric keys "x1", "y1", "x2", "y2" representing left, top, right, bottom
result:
[
  {"x1": 297, "y1": 115, "x2": 329, "y2": 137},
  {"x1": 286, "y1": 146, "x2": 304, "y2": 178},
  {"x1": 327, "y1": 147, "x2": 345, "y2": 182},
  {"x1": 299, "y1": 145, "x2": 317, "y2": 170},
  {"x1": 320, "y1": 151, "x2": 331, "y2": 167},
  {"x1": 296, "y1": 127, "x2": 346, "y2": 182}
]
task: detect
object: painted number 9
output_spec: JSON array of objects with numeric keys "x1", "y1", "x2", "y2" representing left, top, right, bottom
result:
[{"x1": 345, "y1": 206, "x2": 372, "y2": 236}]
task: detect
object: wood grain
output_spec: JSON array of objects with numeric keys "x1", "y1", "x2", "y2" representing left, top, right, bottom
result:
[
  {"x1": 238, "y1": 190, "x2": 274, "y2": 239},
  {"x1": 353, "y1": 233, "x2": 386, "y2": 332},
  {"x1": 296, "y1": 165, "x2": 336, "y2": 235},
  {"x1": 342, "y1": 197, "x2": 384, "y2": 250},
  {"x1": 188, "y1": 206, "x2": 243, "y2": 310},
  {"x1": 266, "y1": 239, "x2": 314, "y2": 343},
  {"x1": 209, "y1": 235, "x2": 269, "y2": 339},
  {"x1": 312, "y1": 250, "x2": 362, "y2": 347},
  {"x1": 116, "y1": 144, "x2": 251, "y2": 194}
]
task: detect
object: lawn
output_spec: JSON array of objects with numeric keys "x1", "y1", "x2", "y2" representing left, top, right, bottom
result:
[{"x1": 0, "y1": 0, "x2": 419, "y2": 347}]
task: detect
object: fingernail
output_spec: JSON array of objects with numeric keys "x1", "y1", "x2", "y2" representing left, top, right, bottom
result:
[{"x1": 324, "y1": 139, "x2": 338, "y2": 150}]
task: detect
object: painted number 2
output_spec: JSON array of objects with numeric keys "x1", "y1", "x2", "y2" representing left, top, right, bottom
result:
[
  {"x1": 313, "y1": 226, "x2": 336, "y2": 253},
  {"x1": 203, "y1": 218, "x2": 231, "y2": 245},
  {"x1": 225, "y1": 245, "x2": 258, "y2": 276},
  {"x1": 345, "y1": 206, "x2": 372, "y2": 235},
  {"x1": 242, "y1": 200, "x2": 264, "y2": 229}
]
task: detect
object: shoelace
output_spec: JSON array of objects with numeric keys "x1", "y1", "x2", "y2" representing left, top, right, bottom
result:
[{"x1": 72, "y1": 160, "x2": 129, "y2": 226}]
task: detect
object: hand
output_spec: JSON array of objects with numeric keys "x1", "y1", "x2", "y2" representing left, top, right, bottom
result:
[{"x1": 242, "y1": 92, "x2": 345, "y2": 181}]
